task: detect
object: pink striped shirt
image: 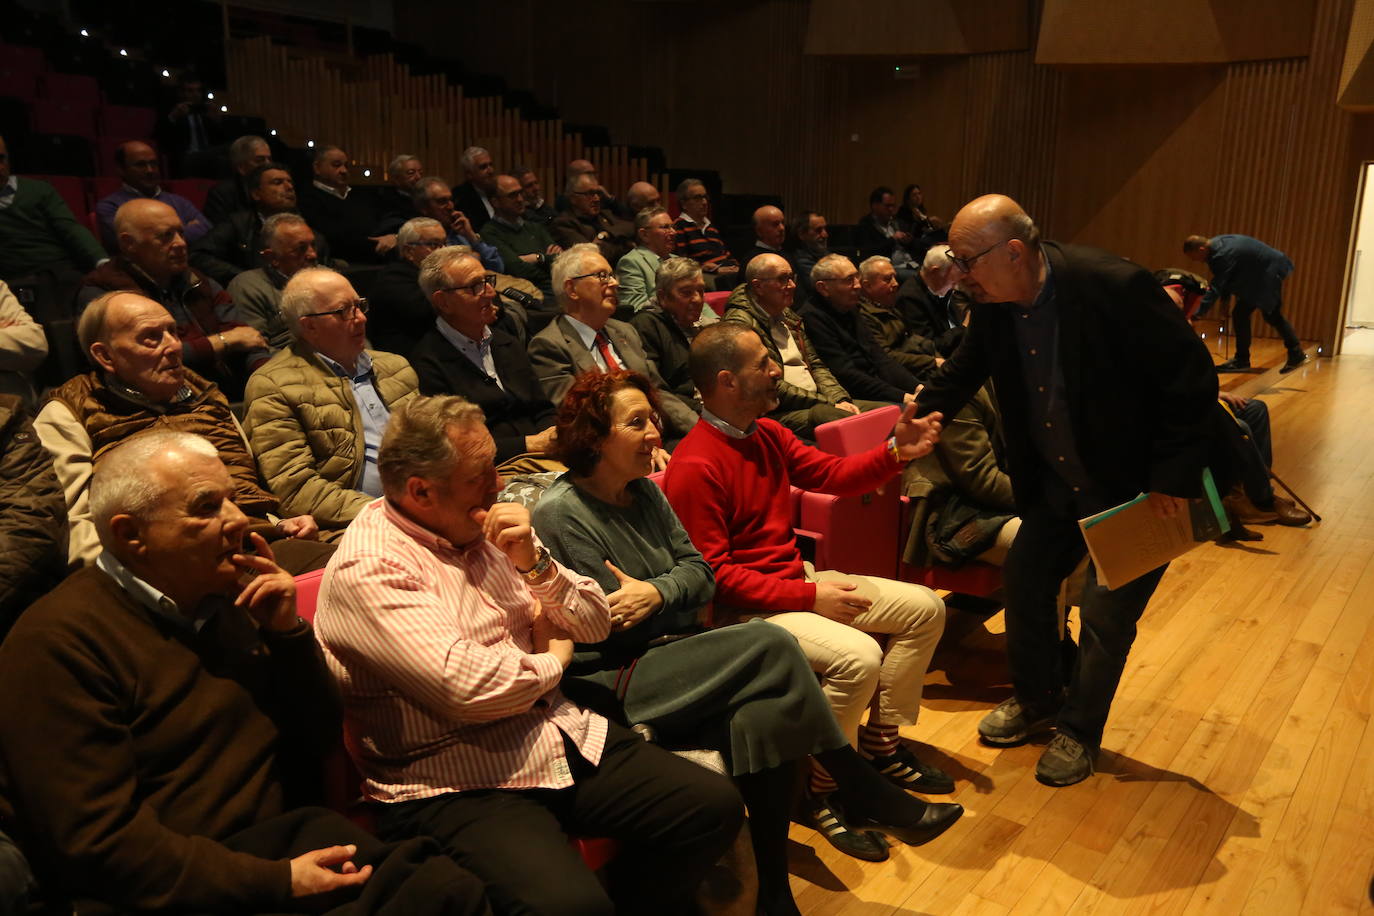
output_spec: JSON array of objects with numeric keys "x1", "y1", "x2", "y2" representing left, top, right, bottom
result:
[{"x1": 314, "y1": 498, "x2": 612, "y2": 802}]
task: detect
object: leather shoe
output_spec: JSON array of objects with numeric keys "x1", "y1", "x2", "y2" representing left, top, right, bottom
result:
[
  {"x1": 1279, "y1": 353, "x2": 1308, "y2": 374},
  {"x1": 1215, "y1": 358, "x2": 1252, "y2": 372},
  {"x1": 847, "y1": 802, "x2": 964, "y2": 847},
  {"x1": 1270, "y1": 496, "x2": 1311, "y2": 526}
]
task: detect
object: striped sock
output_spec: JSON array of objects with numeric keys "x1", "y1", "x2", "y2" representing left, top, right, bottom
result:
[
  {"x1": 808, "y1": 760, "x2": 838, "y2": 796},
  {"x1": 859, "y1": 722, "x2": 900, "y2": 759}
]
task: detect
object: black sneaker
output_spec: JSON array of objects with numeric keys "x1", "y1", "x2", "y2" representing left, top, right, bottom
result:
[
  {"x1": 1215, "y1": 358, "x2": 1251, "y2": 372},
  {"x1": 1279, "y1": 353, "x2": 1308, "y2": 374},
  {"x1": 866, "y1": 745, "x2": 955, "y2": 794},
  {"x1": 800, "y1": 794, "x2": 889, "y2": 862}
]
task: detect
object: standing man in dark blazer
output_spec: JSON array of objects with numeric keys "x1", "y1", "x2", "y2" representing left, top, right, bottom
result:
[
  {"x1": 918, "y1": 195, "x2": 1217, "y2": 787},
  {"x1": 1184, "y1": 233, "x2": 1305, "y2": 373},
  {"x1": 406, "y1": 246, "x2": 560, "y2": 472}
]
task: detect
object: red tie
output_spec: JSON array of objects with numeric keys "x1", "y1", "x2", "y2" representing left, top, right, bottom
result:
[{"x1": 594, "y1": 331, "x2": 622, "y2": 372}]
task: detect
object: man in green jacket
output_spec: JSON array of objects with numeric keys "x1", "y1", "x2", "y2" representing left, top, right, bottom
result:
[
  {"x1": 481, "y1": 174, "x2": 561, "y2": 297},
  {"x1": 0, "y1": 135, "x2": 106, "y2": 282}
]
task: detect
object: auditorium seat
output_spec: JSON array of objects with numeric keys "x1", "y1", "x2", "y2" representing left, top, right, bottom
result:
[
  {"x1": 703, "y1": 291, "x2": 731, "y2": 312},
  {"x1": 168, "y1": 178, "x2": 218, "y2": 211},
  {"x1": 0, "y1": 97, "x2": 29, "y2": 140},
  {"x1": 40, "y1": 72, "x2": 102, "y2": 110},
  {"x1": 97, "y1": 104, "x2": 156, "y2": 142},
  {"x1": 31, "y1": 100, "x2": 97, "y2": 140},
  {"x1": 21, "y1": 174, "x2": 89, "y2": 223},
  {"x1": 24, "y1": 134, "x2": 95, "y2": 176},
  {"x1": 89, "y1": 175, "x2": 123, "y2": 204}
]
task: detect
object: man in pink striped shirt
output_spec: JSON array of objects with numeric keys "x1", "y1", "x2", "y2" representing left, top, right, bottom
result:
[{"x1": 315, "y1": 395, "x2": 742, "y2": 915}]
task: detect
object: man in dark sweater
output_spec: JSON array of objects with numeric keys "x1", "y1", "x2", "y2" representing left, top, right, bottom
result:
[
  {"x1": 297, "y1": 146, "x2": 385, "y2": 265},
  {"x1": 0, "y1": 134, "x2": 106, "y2": 282},
  {"x1": 481, "y1": 174, "x2": 560, "y2": 298},
  {"x1": 0, "y1": 431, "x2": 488, "y2": 915},
  {"x1": 631, "y1": 255, "x2": 705, "y2": 404}
]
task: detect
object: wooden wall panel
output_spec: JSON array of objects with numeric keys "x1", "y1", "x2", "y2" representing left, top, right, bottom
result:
[{"x1": 804, "y1": 0, "x2": 1028, "y2": 56}]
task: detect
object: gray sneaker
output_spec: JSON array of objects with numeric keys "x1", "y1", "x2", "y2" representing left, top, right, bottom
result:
[
  {"x1": 977, "y1": 696, "x2": 1057, "y2": 746},
  {"x1": 1035, "y1": 733, "x2": 1095, "y2": 786}
]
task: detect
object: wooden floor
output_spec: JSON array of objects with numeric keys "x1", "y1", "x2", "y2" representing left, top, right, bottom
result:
[{"x1": 788, "y1": 345, "x2": 1374, "y2": 915}]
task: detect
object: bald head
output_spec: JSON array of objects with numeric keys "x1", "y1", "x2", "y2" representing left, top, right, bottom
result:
[
  {"x1": 114, "y1": 199, "x2": 188, "y2": 284},
  {"x1": 753, "y1": 205, "x2": 786, "y2": 249},
  {"x1": 626, "y1": 181, "x2": 660, "y2": 215},
  {"x1": 746, "y1": 253, "x2": 796, "y2": 316},
  {"x1": 946, "y1": 194, "x2": 1043, "y2": 306},
  {"x1": 568, "y1": 159, "x2": 596, "y2": 177},
  {"x1": 116, "y1": 140, "x2": 161, "y2": 195}
]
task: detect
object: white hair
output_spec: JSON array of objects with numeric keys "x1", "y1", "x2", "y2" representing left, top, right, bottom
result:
[
  {"x1": 459, "y1": 146, "x2": 490, "y2": 170},
  {"x1": 261, "y1": 212, "x2": 309, "y2": 250},
  {"x1": 418, "y1": 246, "x2": 480, "y2": 299},
  {"x1": 811, "y1": 253, "x2": 855, "y2": 284},
  {"x1": 90, "y1": 432, "x2": 218, "y2": 546},
  {"x1": 550, "y1": 242, "x2": 604, "y2": 303},
  {"x1": 280, "y1": 266, "x2": 343, "y2": 337},
  {"x1": 858, "y1": 255, "x2": 893, "y2": 282},
  {"x1": 923, "y1": 244, "x2": 953, "y2": 272},
  {"x1": 398, "y1": 217, "x2": 442, "y2": 248},
  {"x1": 389, "y1": 152, "x2": 419, "y2": 174}
]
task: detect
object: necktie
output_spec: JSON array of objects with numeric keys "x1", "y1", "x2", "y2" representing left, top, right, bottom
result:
[{"x1": 594, "y1": 331, "x2": 622, "y2": 372}]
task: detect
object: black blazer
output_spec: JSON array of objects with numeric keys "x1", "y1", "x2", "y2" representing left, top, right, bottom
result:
[
  {"x1": 452, "y1": 182, "x2": 493, "y2": 233},
  {"x1": 409, "y1": 325, "x2": 556, "y2": 464},
  {"x1": 917, "y1": 242, "x2": 1218, "y2": 513},
  {"x1": 189, "y1": 211, "x2": 333, "y2": 288},
  {"x1": 797, "y1": 298, "x2": 918, "y2": 404},
  {"x1": 895, "y1": 275, "x2": 967, "y2": 357}
]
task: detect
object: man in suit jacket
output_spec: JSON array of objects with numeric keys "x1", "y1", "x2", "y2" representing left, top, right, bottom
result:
[
  {"x1": 452, "y1": 146, "x2": 497, "y2": 233},
  {"x1": 854, "y1": 187, "x2": 918, "y2": 278},
  {"x1": 203, "y1": 135, "x2": 271, "y2": 224},
  {"x1": 917, "y1": 195, "x2": 1217, "y2": 788},
  {"x1": 894, "y1": 244, "x2": 970, "y2": 358},
  {"x1": 529, "y1": 244, "x2": 698, "y2": 443},
  {"x1": 405, "y1": 246, "x2": 560, "y2": 470},
  {"x1": 1184, "y1": 233, "x2": 1304, "y2": 372}
]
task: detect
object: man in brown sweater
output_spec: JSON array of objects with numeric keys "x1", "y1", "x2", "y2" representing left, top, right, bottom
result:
[{"x1": 0, "y1": 431, "x2": 489, "y2": 914}]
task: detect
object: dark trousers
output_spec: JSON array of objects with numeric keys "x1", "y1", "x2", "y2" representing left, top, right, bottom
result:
[
  {"x1": 1232, "y1": 298, "x2": 1301, "y2": 362},
  {"x1": 1002, "y1": 511, "x2": 1169, "y2": 752},
  {"x1": 1231, "y1": 398, "x2": 1275, "y2": 506},
  {"x1": 219, "y1": 807, "x2": 490, "y2": 916},
  {"x1": 376, "y1": 722, "x2": 744, "y2": 916}
]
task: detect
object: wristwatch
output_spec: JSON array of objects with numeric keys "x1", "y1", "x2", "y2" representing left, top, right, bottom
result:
[{"x1": 519, "y1": 546, "x2": 553, "y2": 581}]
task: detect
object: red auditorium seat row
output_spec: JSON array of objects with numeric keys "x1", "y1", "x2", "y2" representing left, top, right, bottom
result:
[{"x1": 19, "y1": 175, "x2": 220, "y2": 229}]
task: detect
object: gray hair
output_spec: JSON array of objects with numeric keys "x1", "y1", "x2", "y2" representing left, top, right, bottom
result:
[
  {"x1": 229, "y1": 134, "x2": 268, "y2": 168},
  {"x1": 858, "y1": 255, "x2": 893, "y2": 283},
  {"x1": 280, "y1": 266, "x2": 343, "y2": 336},
  {"x1": 922, "y1": 244, "x2": 954, "y2": 273},
  {"x1": 77, "y1": 290, "x2": 126, "y2": 359},
  {"x1": 634, "y1": 205, "x2": 668, "y2": 232},
  {"x1": 565, "y1": 171, "x2": 596, "y2": 196},
  {"x1": 388, "y1": 153, "x2": 419, "y2": 174},
  {"x1": 413, "y1": 176, "x2": 451, "y2": 208},
  {"x1": 811, "y1": 253, "x2": 855, "y2": 284},
  {"x1": 261, "y1": 212, "x2": 309, "y2": 250},
  {"x1": 654, "y1": 255, "x2": 702, "y2": 299},
  {"x1": 312, "y1": 144, "x2": 345, "y2": 166},
  {"x1": 379, "y1": 395, "x2": 488, "y2": 500},
  {"x1": 459, "y1": 146, "x2": 490, "y2": 170},
  {"x1": 551, "y1": 242, "x2": 603, "y2": 302},
  {"x1": 90, "y1": 432, "x2": 218, "y2": 546},
  {"x1": 675, "y1": 178, "x2": 705, "y2": 198},
  {"x1": 418, "y1": 246, "x2": 481, "y2": 299},
  {"x1": 398, "y1": 216, "x2": 442, "y2": 248}
]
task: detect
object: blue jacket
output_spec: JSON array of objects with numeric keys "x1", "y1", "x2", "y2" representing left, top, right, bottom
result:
[{"x1": 1200, "y1": 234, "x2": 1293, "y2": 315}]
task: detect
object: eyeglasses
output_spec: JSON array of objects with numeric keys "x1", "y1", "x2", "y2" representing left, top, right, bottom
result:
[
  {"x1": 681, "y1": 193, "x2": 708, "y2": 202},
  {"x1": 571, "y1": 271, "x2": 616, "y2": 285},
  {"x1": 440, "y1": 274, "x2": 499, "y2": 296},
  {"x1": 758, "y1": 272, "x2": 795, "y2": 285},
  {"x1": 947, "y1": 239, "x2": 1010, "y2": 273},
  {"x1": 570, "y1": 189, "x2": 600, "y2": 198},
  {"x1": 405, "y1": 239, "x2": 444, "y2": 249},
  {"x1": 304, "y1": 298, "x2": 368, "y2": 320}
]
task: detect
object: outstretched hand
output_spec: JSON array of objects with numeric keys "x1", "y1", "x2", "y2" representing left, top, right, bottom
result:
[{"x1": 891, "y1": 388, "x2": 943, "y2": 461}]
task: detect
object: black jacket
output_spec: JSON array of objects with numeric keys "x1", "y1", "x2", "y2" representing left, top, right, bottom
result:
[
  {"x1": 797, "y1": 298, "x2": 919, "y2": 404},
  {"x1": 409, "y1": 325, "x2": 556, "y2": 464},
  {"x1": 189, "y1": 211, "x2": 334, "y2": 287},
  {"x1": 202, "y1": 178, "x2": 251, "y2": 225},
  {"x1": 630, "y1": 305, "x2": 695, "y2": 402},
  {"x1": 296, "y1": 185, "x2": 382, "y2": 265},
  {"x1": 896, "y1": 274, "x2": 967, "y2": 357},
  {"x1": 452, "y1": 182, "x2": 493, "y2": 233},
  {"x1": 0, "y1": 395, "x2": 68, "y2": 638},
  {"x1": 917, "y1": 242, "x2": 1218, "y2": 514},
  {"x1": 367, "y1": 259, "x2": 432, "y2": 359}
]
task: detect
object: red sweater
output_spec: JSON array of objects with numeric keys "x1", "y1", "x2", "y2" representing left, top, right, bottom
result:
[{"x1": 664, "y1": 417, "x2": 900, "y2": 618}]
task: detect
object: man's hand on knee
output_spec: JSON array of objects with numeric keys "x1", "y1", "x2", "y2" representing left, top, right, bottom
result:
[
  {"x1": 290, "y1": 844, "x2": 373, "y2": 898},
  {"x1": 812, "y1": 581, "x2": 871, "y2": 623}
]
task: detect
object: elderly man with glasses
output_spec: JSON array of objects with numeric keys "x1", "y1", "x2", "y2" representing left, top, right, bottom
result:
[
  {"x1": 243, "y1": 267, "x2": 418, "y2": 536},
  {"x1": 550, "y1": 173, "x2": 636, "y2": 267},
  {"x1": 481, "y1": 174, "x2": 562, "y2": 298},
  {"x1": 412, "y1": 177, "x2": 504, "y2": 273},
  {"x1": 529, "y1": 243, "x2": 698, "y2": 446},
  {"x1": 226, "y1": 212, "x2": 320, "y2": 350}
]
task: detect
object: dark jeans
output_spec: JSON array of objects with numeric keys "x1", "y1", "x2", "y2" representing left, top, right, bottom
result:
[
  {"x1": 1232, "y1": 298, "x2": 1301, "y2": 362},
  {"x1": 375, "y1": 722, "x2": 744, "y2": 916},
  {"x1": 1002, "y1": 510, "x2": 1169, "y2": 752}
]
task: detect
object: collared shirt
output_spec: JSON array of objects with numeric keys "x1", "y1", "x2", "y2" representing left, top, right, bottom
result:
[
  {"x1": 313, "y1": 499, "x2": 612, "y2": 800},
  {"x1": 475, "y1": 187, "x2": 494, "y2": 219},
  {"x1": 315, "y1": 349, "x2": 388, "y2": 497},
  {"x1": 313, "y1": 180, "x2": 349, "y2": 200},
  {"x1": 701, "y1": 407, "x2": 754, "y2": 439},
  {"x1": 0, "y1": 176, "x2": 17, "y2": 211},
  {"x1": 435, "y1": 318, "x2": 502, "y2": 390},
  {"x1": 769, "y1": 317, "x2": 817, "y2": 392},
  {"x1": 96, "y1": 551, "x2": 211, "y2": 633},
  {"x1": 565, "y1": 315, "x2": 625, "y2": 371}
]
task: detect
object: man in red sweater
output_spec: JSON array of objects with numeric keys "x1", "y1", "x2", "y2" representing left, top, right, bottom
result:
[{"x1": 664, "y1": 321, "x2": 952, "y2": 860}]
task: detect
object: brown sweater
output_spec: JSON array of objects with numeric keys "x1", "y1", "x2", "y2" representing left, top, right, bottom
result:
[{"x1": 0, "y1": 566, "x2": 341, "y2": 912}]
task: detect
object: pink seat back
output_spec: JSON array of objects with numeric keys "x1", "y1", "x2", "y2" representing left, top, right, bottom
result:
[
  {"x1": 294, "y1": 568, "x2": 327, "y2": 623},
  {"x1": 814, "y1": 404, "x2": 902, "y2": 457}
]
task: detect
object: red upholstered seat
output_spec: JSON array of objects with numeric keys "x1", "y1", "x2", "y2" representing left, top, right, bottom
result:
[{"x1": 21, "y1": 174, "x2": 88, "y2": 224}]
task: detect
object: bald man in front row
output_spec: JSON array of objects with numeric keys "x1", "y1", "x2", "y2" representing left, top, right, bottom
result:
[{"x1": 916, "y1": 194, "x2": 1217, "y2": 786}]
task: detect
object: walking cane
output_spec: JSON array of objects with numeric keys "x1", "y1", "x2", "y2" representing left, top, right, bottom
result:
[{"x1": 1269, "y1": 470, "x2": 1321, "y2": 523}]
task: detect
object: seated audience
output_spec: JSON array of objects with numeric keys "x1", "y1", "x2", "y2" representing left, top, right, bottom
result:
[
  {"x1": 801, "y1": 254, "x2": 921, "y2": 405},
  {"x1": 244, "y1": 267, "x2": 418, "y2": 534},
  {"x1": 786, "y1": 210, "x2": 831, "y2": 306},
  {"x1": 313, "y1": 395, "x2": 745, "y2": 915},
  {"x1": 551, "y1": 173, "x2": 636, "y2": 266},
  {"x1": 0, "y1": 431, "x2": 488, "y2": 915},
  {"x1": 0, "y1": 280, "x2": 48, "y2": 407},
  {"x1": 722, "y1": 253, "x2": 862, "y2": 440},
  {"x1": 0, "y1": 394, "x2": 67, "y2": 639},
  {"x1": 203, "y1": 134, "x2": 272, "y2": 223},
  {"x1": 35, "y1": 291, "x2": 327, "y2": 571},
  {"x1": 375, "y1": 153, "x2": 425, "y2": 233},
  {"x1": 665, "y1": 322, "x2": 956, "y2": 856},
  {"x1": 453, "y1": 146, "x2": 498, "y2": 232},
  {"x1": 560, "y1": 158, "x2": 631, "y2": 218},
  {"x1": 630, "y1": 255, "x2": 705, "y2": 404},
  {"x1": 408, "y1": 246, "x2": 561, "y2": 472},
  {"x1": 191, "y1": 162, "x2": 334, "y2": 287},
  {"x1": 156, "y1": 71, "x2": 223, "y2": 172},
  {"x1": 615, "y1": 206, "x2": 676, "y2": 314},
  {"x1": 743, "y1": 204, "x2": 788, "y2": 272},
  {"x1": 481, "y1": 174, "x2": 561, "y2": 298},
  {"x1": 530, "y1": 243, "x2": 698, "y2": 443},
  {"x1": 895, "y1": 183, "x2": 945, "y2": 255},
  {"x1": 80, "y1": 198, "x2": 269, "y2": 397},
  {"x1": 514, "y1": 164, "x2": 556, "y2": 224},
  {"x1": 227, "y1": 212, "x2": 320, "y2": 350},
  {"x1": 672, "y1": 179, "x2": 739, "y2": 291},
  {"x1": 412, "y1": 177, "x2": 503, "y2": 272},
  {"x1": 855, "y1": 186, "x2": 919, "y2": 278},
  {"x1": 532, "y1": 370, "x2": 964, "y2": 903},
  {"x1": 297, "y1": 145, "x2": 386, "y2": 264},
  {"x1": 96, "y1": 141, "x2": 212, "y2": 250},
  {"x1": 0, "y1": 134, "x2": 106, "y2": 282},
  {"x1": 625, "y1": 180, "x2": 661, "y2": 215},
  {"x1": 896, "y1": 244, "x2": 968, "y2": 357},
  {"x1": 858, "y1": 254, "x2": 941, "y2": 379}
]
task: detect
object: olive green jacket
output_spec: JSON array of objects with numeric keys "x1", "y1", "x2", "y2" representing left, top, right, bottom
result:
[
  {"x1": 857, "y1": 294, "x2": 940, "y2": 381},
  {"x1": 721, "y1": 288, "x2": 849, "y2": 411}
]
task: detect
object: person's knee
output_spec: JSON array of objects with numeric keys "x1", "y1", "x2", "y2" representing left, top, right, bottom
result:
[
  {"x1": 508, "y1": 878, "x2": 613, "y2": 916},
  {"x1": 690, "y1": 772, "x2": 746, "y2": 840}
]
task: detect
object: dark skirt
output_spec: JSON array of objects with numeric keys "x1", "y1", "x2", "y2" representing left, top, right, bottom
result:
[{"x1": 567, "y1": 618, "x2": 847, "y2": 776}]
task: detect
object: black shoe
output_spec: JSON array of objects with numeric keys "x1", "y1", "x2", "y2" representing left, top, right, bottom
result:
[
  {"x1": 800, "y1": 794, "x2": 889, "y2": 862},
  {"x1": 1215, "y1": 358, "x2": 1251, "y2": 372},
  {"x1": 1279, "y1": 352, "x2": 1308, "y2": 374},
  {"x1": 847, "y1": 801, "x2": 964, "y2": 847},
  {"x1": 866, "y1": 745, "x2": 955, "y2": 794}
]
